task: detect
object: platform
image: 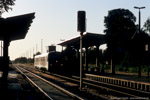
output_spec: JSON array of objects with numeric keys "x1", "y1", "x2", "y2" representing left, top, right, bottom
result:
[{"x1": 0, "y1": 66, "x2": 43, "y2": 100}]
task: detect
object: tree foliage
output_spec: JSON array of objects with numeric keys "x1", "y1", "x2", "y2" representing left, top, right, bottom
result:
[
  {"x1": 35, "y1": 52, "x2": 41, "y2": 56},
  {"x1": 13, "y1": 57, "x2": 34, "y2": 64},
  {"x1": 0, "y1": 0, "x2": 15, "y2": 16},
  {"x1": 14, "y1": 57, "x2": 27, "y2": 63},
  {"x1": 103, "y1": 8, "x2": 150, "y2": 76},
  {"x1": 143, "y1": 17, "x2": 150, "y2": 35},
  {"x1": 104, "y1": 8, "x2": 136, "y2": 64}
]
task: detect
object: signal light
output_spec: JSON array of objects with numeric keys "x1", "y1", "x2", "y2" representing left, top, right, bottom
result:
[{"x1": 77, "y1": 11, "x2": 86, "y2": 34}]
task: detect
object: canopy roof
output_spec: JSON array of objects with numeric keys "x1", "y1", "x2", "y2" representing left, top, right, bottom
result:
[
  {"x1": 58, "y1": 32, "x2": 106, "y2": 48},
  {"x1": 0, "y1": 12, "x2": 35, "y2": 41}
]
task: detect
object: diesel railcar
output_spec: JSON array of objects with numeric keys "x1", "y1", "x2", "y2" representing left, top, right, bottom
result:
[
  {"x1": 34, "y1": 51, "x2": 62, "y2": 72},
  {"x1": 34, "y1": 46, "x2": 80, "y2": 75}
]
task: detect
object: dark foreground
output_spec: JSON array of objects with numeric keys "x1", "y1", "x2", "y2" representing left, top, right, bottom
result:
[{"x1": 0, "y1": 66, "x2": 44, "y2": 100}]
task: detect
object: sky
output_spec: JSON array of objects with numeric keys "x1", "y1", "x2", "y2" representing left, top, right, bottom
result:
[{"x1": 1, "y1": 0, "x2": 150, "y2": 60}]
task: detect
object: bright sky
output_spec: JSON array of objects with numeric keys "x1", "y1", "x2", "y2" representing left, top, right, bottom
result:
[{"x1": 1, "y1": 0, "x2": 150, "y2": 60}]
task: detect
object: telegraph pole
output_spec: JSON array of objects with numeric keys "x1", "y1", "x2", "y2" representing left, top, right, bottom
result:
[{"x1": 41, "y1": 39, "x2": 43, "y2": 54}]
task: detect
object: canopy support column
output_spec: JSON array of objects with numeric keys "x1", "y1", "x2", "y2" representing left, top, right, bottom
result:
[
  {"x1": 85, "y1": 47, "x2": 88, "y2": 72},
  {"x1": 96, "y1": 45, "x2": 100, "y2": 73},
  {"x1": 2, "y1": 37, "x2": 10, "y2": 83}
]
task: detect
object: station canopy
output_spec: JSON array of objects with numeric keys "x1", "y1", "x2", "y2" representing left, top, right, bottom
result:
[
  {"x1": 58, "y1": 32, "x2": 106, "y2": 48},
  {"x1": 0, "y1": 12, "x2": 35, "y2": 41}
]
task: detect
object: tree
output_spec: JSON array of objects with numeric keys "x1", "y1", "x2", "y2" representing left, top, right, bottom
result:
[
  {"x1": 14, "y1": 57, "x2": 27, "y2": 63},
  {"x1": 0, "y1": 0, "x2": 15, "y2": 16},
  {"x1": 34, "y1": 52, "x2": 41, "y2": 56},
  {"x1": 143, "y1": 17, "x2": 150, "y2": 35},
  {"x1": 104, "y1": 8, "x2": 137, "y2": 74}
]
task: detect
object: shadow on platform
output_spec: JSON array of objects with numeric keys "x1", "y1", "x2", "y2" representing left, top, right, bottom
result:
[{"x1": 0, "y1": 66, "x2": 43, "y2": 100}]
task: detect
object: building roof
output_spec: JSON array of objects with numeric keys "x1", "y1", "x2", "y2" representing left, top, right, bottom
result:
[
  {"x1": 0, "y1": 12, "x2": 35, "y2": 41},
  {"x1": 58, "y1": 32, "x2": 106, "y2": 48}
]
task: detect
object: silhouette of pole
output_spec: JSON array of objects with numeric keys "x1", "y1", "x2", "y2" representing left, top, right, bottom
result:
[
  {"x1": 134, "y1": 6, "x2": 145, "y2": 34},
  {"x1": 134, "y1": 6, "x2": 145, "y2": 77},
  {"x1": 78, "y1": 11, "x2": 86, "y2": 90},
  {"x1": 2, "y1": 37, "x2": 10, "y2": 83},
  {"x1": 36, "y1": 44, "x2": 38, "y2": 53},
  {"x1": 80, "y1": 33, "x2": 83, "y2": 90},
  {"x1": 41, "y1": 39, "x2": 43, "y2": 54}
]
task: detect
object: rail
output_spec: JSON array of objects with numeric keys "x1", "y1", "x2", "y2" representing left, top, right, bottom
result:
[{"x1": 14, "y1": 65, "x2": 84, "y2": 100}]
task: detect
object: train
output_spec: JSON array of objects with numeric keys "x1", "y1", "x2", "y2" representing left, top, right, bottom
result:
[
  {"x1": 34, "y1": 46, "x2": 79, "y2": 75},
  {"x1": 34, "y1": 51, "x2": 61, "y2": 72}
]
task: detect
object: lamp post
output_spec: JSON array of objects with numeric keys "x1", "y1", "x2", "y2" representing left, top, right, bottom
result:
[
  {"x1": 134, "y1": 6, "x2": 145, "y2": 77},
  {"x1": 134, "y1": 6, "x2": 145, "y2": 33}
]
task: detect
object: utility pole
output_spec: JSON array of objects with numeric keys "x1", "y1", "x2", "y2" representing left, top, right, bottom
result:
[
  {"x1": 41, "y1": 39, "x2": 43, "y2": 54},
  {"x1": 33, "y1": 46, "x2": 34, "y2": 58},
  {"x1": 36, "y1": 44, "x2": 38, "y2": 54}
]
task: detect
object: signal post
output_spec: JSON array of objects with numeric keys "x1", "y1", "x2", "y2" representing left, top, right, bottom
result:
[{"x1": 77, "y1": 11, "x2": 86, "y2": 90}]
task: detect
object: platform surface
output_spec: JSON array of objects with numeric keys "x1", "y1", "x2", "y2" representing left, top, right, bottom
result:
[{"x1": 0, "y1": 67, "x2": 43, "y2": 100}]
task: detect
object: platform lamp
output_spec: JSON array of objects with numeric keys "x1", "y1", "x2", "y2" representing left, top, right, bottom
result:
[
  {"x1": 134, "y1": 6, "x2": 145, "y2": 77},
  {"x1": 134, "y1": 6, "x2": 145, "y2": 34}
]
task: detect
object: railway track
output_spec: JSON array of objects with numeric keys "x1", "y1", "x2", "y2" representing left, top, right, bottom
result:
[
  {"x1": 14, "y1": 65, "x2": 84, "y2": 100},
  {"x1": 15, "y1": 64, "x2": 150, "y2": 100},
  {"x1": 72, "y1": 76, "x2": 150, "y2": 99},
  {"x1": 37, "y1": 70, "x2": 150, "y2": 99},
  {"x1": 49, "y1": 74, "x2": 150, "y2": 99}
]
